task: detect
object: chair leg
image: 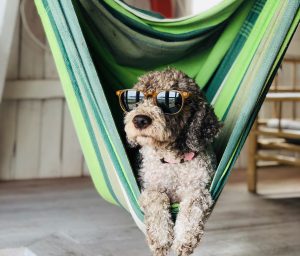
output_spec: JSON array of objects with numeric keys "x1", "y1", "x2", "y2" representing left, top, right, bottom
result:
[
  {"x1": 247, "y1": 158, "x2": 257, "y2": 193},
  {"x1": 247, "y1": 120, "x2": 258, "y2": 193}
]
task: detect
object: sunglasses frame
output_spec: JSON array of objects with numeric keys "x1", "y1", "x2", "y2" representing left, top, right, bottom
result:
[{"x1": 116, "y1": 89, "x2": 191, "y2": 115}]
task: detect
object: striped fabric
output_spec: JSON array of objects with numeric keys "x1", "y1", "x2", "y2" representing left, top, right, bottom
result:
[{"x1": 35, "y1": 0, "x2": 300, "y2": 232}]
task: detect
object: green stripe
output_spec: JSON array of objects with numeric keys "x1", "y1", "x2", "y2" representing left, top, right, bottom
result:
[
  {"x1": 59, "y1": 0, "x2": 143, "y2": 218},
  {"x1": 57, "y1": 0, "x2": 142, "y2": 216},
  {"x1": 210, "y1": 1, "x2": 300, "y2": 199},
  {"x1": 213, "y1": 0, "x2": 279, "y2": 119},
  {"x1": 34, "y1": 0, "x2": 117, "y2": 205},
  {"x1": 213, "y1": 8, "x2": 300, "y2": 199},
  {"x1": 74, "y1": 0, "x2": 251, "y2": 91},
  {"x1": 206, "y1": 0, "x2": 263, "y2": 102},
  {"x1": 40, "y1": 0, "x2": 121, "y2": 206},
  {"x1": 55, "y1": 0, "x2": 124, "y2": 207}
]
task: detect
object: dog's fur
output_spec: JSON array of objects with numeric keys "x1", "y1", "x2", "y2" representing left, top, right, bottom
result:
[{"x1": 123, "y1": 68, "x2": 221, "y2": 256}]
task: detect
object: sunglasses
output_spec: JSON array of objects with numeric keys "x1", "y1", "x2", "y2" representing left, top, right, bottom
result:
[{"x1": 116, "y1": 89, "x2": 190, "y2": 115}]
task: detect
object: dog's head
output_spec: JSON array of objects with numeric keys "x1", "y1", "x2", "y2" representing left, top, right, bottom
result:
[{"x1": 123, "y1": 68, "x2": 222, "y2": 153}]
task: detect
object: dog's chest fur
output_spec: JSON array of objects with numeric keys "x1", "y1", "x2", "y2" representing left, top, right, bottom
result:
[{"x1": 139, "y1": 146, "x2": 216, "y2": 203}]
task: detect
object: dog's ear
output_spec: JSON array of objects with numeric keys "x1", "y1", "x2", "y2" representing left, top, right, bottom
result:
[{"x1": 185, "y1": 94, "x2": 222, "y2": 152}]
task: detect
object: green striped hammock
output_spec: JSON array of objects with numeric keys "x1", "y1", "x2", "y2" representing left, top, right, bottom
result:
[{"x1": 35, "y1": 0, "x2": 299, "y2": 232}]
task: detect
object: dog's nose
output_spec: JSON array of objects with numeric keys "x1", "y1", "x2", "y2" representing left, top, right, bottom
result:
[{"x1": 133, "y1": 115, "x2": 152, "y2": 129}]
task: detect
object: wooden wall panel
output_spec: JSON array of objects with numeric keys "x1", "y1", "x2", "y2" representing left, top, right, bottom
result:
[
  {"x1": 6, "y1": 15, "x2": 20, "y2": 80},
  {"x1": 14, "y1": 0, "x2": 44, "y2": 179},
  {"x1": 14, "y1": 100, "x2": 41, "y2": 179},
  {"x1": 0, "y1": 101, "x2": 17, "y2": 180},
  {"x1": 61, "y1": 103, "x2": 83, "y2": 177},
  {"x1": 44, "y1": 41, "x2": 58, "y2": 79},
  {"x1": 0, "y1": 1, "x2": 84, "y2": 180},
  {"x1": 39, "y1": 99, "x2": 63, "y2": 178},
  {"x1": 286, "y1": 26, "x2": 300, "y2": 58},
  {"x1": 83, "y1": 161, "x2": 90, "y2": 176},
  {"x1": 0, "y1": 0, "x2": 20, "y2": 98},
  {"x1": 278, "y1": 63, "x2": 293, "y2": 119},
  {"x1": 19, "y1": 3, "x2": 45, "y2": 79}
]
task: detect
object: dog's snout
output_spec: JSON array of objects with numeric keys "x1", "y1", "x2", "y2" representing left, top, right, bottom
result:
[{"x1": 133, "y1": 115, "x2": 152, "y2": 129}]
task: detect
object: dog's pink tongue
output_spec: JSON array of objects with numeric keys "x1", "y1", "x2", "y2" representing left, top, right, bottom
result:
[{"x1": 184, "y1": 152, "x2": 195, "y2": 161}]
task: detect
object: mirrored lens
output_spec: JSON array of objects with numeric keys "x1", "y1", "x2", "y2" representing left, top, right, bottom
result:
[
  {"x1": 156, "y1": 91, "x2": 183, "y2": 114},
  {"x1": 120, "y1": 90, "x2": 144, "y2": 111}
]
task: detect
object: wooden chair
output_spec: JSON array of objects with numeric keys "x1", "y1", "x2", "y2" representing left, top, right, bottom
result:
[{"x1": 247, "y1": 56, "x2": 300, "y2": 193}]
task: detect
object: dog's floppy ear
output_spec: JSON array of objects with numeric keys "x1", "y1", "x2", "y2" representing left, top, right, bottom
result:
[{"x1": 185, "y1": 93, "x2": 222, "y2": 152}]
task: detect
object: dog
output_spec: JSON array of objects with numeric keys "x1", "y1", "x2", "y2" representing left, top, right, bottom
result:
[{"x1": 118, "y1": 68, "x2": 221, "y2": 256}]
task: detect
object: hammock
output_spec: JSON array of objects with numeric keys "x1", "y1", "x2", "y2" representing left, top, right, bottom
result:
[{"x1": 35, "y1": 0, "x2": 300, "y2": 232}]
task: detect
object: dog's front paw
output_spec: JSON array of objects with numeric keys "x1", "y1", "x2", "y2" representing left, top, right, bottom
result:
[
  {"x1": 150, "y1": 242, "x2": 171, "y2": 256},
  {"x1": 146, "y1": 223, "x2": 173, "y2": 256},
  {"x1": 172, "y1": 226, "x2": 204, "y2": 256},
  {"x1": 172, "y1": 229, "x2": 204, "y2": 256},
  {"x1": 140, "y1": 190, "x2": 174, "y2": 256}
]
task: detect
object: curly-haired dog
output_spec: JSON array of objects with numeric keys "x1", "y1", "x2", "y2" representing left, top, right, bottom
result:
[{"x1": 119, "y1": 68, "x2": 221, "y2": 256}]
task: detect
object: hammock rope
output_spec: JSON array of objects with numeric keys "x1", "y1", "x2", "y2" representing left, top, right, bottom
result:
[{"x1": 35, "y1": 0, "x2": 300, "y2": 232}]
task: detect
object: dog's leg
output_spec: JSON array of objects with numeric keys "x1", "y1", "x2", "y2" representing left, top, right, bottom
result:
[
  {"x1": 172, "y1": 189, "x2": 213, "y2": 256},
  {"x1": 139, "y1": 189, "x2": 174, "y2": 256}
]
